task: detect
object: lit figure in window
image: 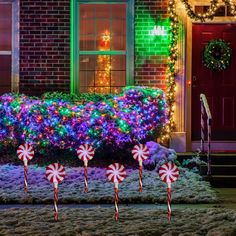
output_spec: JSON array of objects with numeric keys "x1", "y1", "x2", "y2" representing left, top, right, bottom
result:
[{"x1": 94, "y1": 30, "x2": 112, "y2": 94}]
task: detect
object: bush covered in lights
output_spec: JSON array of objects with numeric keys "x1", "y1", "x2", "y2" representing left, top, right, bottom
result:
[{"x1": 0, "y1": 87, "x2": 168, "y2": 151}]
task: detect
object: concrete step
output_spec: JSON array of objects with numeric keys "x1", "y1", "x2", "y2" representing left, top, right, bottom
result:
[
  {"x1": 177, "y1": 153, "x2": 236, "y2": 165},
  {"x1": 208, "y1": 155, "x2": 236, "y2": 165},
  {"x1": 178, "y1": 152, "x2": 236, "y2": 187},
  {"x1": 209, "y1": 175, "x2": 236, "y2": 188},
  {"x1": 200, "y1": 165, "x2": 236, "y2": 175}
]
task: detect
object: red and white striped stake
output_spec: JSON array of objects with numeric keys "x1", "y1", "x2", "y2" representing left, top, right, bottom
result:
[
  {"x1": 132, "y1": 144, "x2": 149, "y2": 192},
  {"x1": 167, "y1": 183, "x2": 171, "y2": 222},
  {"x1": 114, "y1": 183, "x2": 119, "y2": 221},
  {"x1": 54, "y1": 183, "x2": 59, "y2": 221},
  {"x1": 24, "y1": 163, "x2": 28, "y2": 192},
  {"x1": 77, "y1": 144, "x2": 95, "y2": 193},
  {"x1": 46, "y1": 163, "x2": 65, "y2": 221},
  {"x1": 17, "y1": 144, "x2": 34, "y2": 192},
  {"x1": 106, "y1": 163, "x2": 126, "y2": 221},
  {"x1": 159, "y1": 162, "x2": 179, "y2": 223}
]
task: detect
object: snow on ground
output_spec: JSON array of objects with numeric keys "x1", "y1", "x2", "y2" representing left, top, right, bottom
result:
[
  {"x1": 0, "y1": 206, "x2": 236, "y2": 235},
  {"x1": 0, "y1": 165, "x2": 218, "y2": 204}
]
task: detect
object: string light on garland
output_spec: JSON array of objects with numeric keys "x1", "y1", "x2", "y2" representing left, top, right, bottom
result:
[
  {"x1": 161, "y1": 0, "x2": 179, "y2": 142},
  {"x1": 179, "y1": 0, "x2": 236, "y2": 21},
  {"x1": 223, "y1": 0, "x2": 236, "y2": 16},
  {"x1": 0, "y1": 87, "x2": 168, "y2": 150},
  {"x1": 179, "y1": 0, "x2": 219, "y2": 21}
]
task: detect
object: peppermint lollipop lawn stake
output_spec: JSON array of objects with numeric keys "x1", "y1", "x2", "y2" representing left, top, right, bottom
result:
[
  {"x1": 159, "y1": 162, "x2": 179, "y2": 223},
  {"x1": 77, "y1": 144, "x2": 95, "y2": 192},
  {"x1": 46, "y1": 163, "x2": 65, "y2": 221},
  {"x1": 106, "y1": 163, "x2": 126, "y2": 221},
  {"x1": 17, "y1": 144, "x2": 34, "y2": 192},
  {"x1": 132, "y1": 144, "x2": 149, "y2": 192}
]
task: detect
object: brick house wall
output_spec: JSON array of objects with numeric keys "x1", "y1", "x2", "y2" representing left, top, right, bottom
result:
[
  {"x1": 20, "y1": 0, "x2": 70, "y2": 95},
  {"x1": 19, "y1": 0, "x2": 168, "y2": 95},
  {"x1": 134, "y1": 0, "x2": 168, "y2": 91}
]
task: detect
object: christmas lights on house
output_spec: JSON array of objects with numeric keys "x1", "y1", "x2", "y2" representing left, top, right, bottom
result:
[{"x1": 0, "y1": 87, "x2": 168, "y2": 150}]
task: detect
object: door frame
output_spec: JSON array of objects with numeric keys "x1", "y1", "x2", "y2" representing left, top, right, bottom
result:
[
  {"x1": 186, "y1": 14, "x2": 236, "y2": 151},
  {"x1": 0, "y1": 0, "x2": 19, "y2": 93}
]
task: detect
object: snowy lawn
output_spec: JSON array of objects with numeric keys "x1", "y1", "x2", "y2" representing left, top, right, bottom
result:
[
  {"x1": 0, "y1": 206, "x2": 236, "y2": 235},
  {"x1": 0, "y1": 164, "x2": 218, "y2": 204}
]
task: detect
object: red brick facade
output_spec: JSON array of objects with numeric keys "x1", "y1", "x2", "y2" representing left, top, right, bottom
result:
[
  {"x1": 19, "y1": 0, "x2": 168, "y2": 95},
  {"x1": 20, "y1": 0, "x2": 70, "y2": 95},
  {"x1": 134, "y1": 0, "x2": 168, "y2": 91}
]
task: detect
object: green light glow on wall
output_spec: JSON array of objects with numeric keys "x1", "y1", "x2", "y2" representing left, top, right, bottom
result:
[{"x1": 135, "y1": 9, "x2": 171, "y2": 56}]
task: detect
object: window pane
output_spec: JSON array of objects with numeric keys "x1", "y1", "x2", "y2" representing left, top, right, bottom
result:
[
  {"x1": 0, "y1": 4, "x2": 12, "y2": 51},
  {"x1": 80, "y1": 55, "x2": 95, "y2": 70},
  {"x1": 215, "y1": 6, "x2": 226, "y2": 16},
  {"x1": 111, "y1": 87, "x2": 123, "y2": 94},
  {"x1": 111, "y1": 71, "x2": 126, "y2": 86},
  {"x1": 80, "y1": 35, "x2": 95, "y2": 50},
  {"x1": 79, "y1": 71, "x2": 94, "y2": 86},
  {"x1": 94, "y1": 87, "x2": 110, "y2": 94},
  {"x1": 111, "y1": 4, "x2": 126, "y2": 19},
  {"x1": 111, "y1": 35, "x2": 126, "y2": 50},
  {"x1": 111, "y1": 4, "x2": 126, "y2": 50},
  {"x1": 80, "y1": 4, "x2": 95, "y2": 19},
  {"x1": 0, "y1": 55, "x2": 11, "y2": 95},
  {"x1": 95, "y1": 4, "x2": 111, "y2": 19},
  {"x1": 194, "y1": 6, "x2": 210, "y2": 15},
  {"x1": 80, "y1": 87, "x2": 95, "y2": 93},
  {"x1": 79, "y1": 55, "x2": 126, "y2": 94},
  {"x1": 79, "y1": 3, "x2": 127, "y2": 94},
  {"x1": 0, "y1": 55, "x2": 11, "y2": 86},
  {"x1": 79, "y1": 3, "x2": 126, "y2": 52},
  {"x1": 80, "y1": 19, "x2": 95, "y2": 35},
  {"x1": 111, "y1": 55, "x2": 126, "y2": 70}
]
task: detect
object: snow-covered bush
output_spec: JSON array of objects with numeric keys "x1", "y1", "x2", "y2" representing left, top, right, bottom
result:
[
  {"x1": 182, "y1": 150, "x2": 206, "y2": 173},
  {"x1": 143, "y1": 141, "x2": 179, "y2": 171}
]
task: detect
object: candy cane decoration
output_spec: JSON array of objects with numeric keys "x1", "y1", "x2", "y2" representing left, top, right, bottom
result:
[
  {"x1": 17, "y1": 144, "x2": 34, "y2": 192},
  {"x1": 159, "y1": 162, "x2": 179, "y2": 223},
  {"x1": 46, "y1": 163, "x2": 65, "y2": 221},
  {"x1": 132, "y1": 144, "x2": 149, "y2": 192},
  {"x1": 106, "y1": 163, "x2": 126, "y2": 221},
  {"x1": 77, "y1": 144, "x2": 95, "y2": 192}
]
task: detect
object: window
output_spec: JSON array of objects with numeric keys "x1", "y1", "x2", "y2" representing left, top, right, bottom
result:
[
  {"x1": 70, "y1": 0, "x2": 134, "y2": 94},
  {"x1": 0, "y1": 0, "x2": 19, "y2": 95},
  {"x1": 195, "y1": 5, "x2": 236, "y2": 17},
  {"x1": 0, "y1": 3, "x2": 12, "y2": 94}
]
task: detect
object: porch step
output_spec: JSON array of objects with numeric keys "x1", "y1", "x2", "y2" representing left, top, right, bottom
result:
[
  {"x1": 178, "y1": 153, "x2": 236, "y2": 165},
  {"x1": 200, "y1": 165, "x2": 236, "y2": 175},
  {"x1": 203, "y1": 154, "x2": 236, "y2": 165},
  {"x1": 209, "y1": 176, "x2": 236, "y2": 188},
  {"x1": 177, "y1": 152, "x2": 236, "y2": 187}
]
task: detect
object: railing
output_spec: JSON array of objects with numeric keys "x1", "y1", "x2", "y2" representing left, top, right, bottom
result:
[{"x1": 200, "y1": 94, "x2": 212, "y2": 176}]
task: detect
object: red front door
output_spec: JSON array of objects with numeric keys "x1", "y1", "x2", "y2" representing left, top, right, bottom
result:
[{"x1": 192, "y1": 24, "x2": 236, "y2": 141}]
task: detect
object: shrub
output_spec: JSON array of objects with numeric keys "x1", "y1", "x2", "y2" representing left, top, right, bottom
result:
[{"x1": 0, "y1": 87, "x2": 168, "y2": 151}]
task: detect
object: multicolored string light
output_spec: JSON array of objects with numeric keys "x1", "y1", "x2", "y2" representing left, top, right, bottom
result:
[{"x1": 0, "y1": 87, "x2": 168, "y2": 150}]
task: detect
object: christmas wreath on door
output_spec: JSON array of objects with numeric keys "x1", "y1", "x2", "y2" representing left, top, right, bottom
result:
[{"x1": 203, "y1": 39, "x2": 232, "y2": 71}]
